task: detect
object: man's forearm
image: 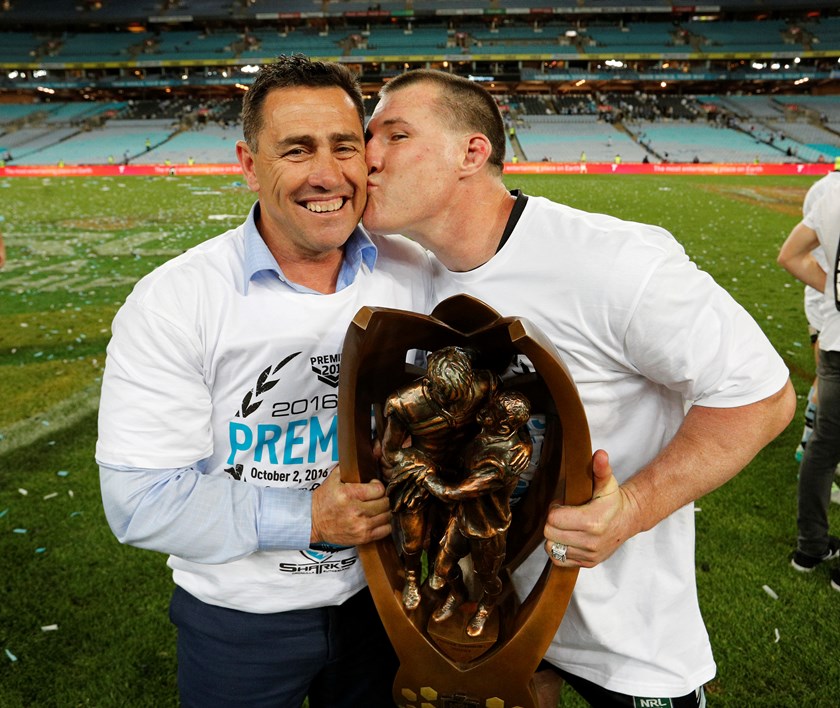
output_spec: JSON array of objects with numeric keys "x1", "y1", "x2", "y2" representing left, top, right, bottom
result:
[
  {"x1": 99, "y1": 464, "x2": 311, "y2": 563},
  {"x1": 621, "y1": 380, "x2": 796, "y2": 534}
]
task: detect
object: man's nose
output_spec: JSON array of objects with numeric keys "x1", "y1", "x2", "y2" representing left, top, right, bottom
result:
[
  {"x1": 366, "y1": 142, "x2": 381, "y2": 174},
  {"x1": 309, "y1": 152, "x2": 343, "y2": 187}
]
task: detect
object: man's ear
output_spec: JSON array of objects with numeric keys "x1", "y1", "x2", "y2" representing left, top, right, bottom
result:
[
  {"x1": 462, "y1": 133, "x2": 493, "y2": 176},
  {"x1": 235, "y1": 140, "x2": 260, "y2": 193}
]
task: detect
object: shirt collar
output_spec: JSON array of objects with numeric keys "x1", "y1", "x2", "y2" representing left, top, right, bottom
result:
[{"x1": 242, "y1": 202, "x2": 377, "y2": 294}]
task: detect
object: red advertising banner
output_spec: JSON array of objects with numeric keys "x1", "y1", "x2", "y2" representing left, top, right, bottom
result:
[
  {"x1": 0, "y1": 164, "x2": 243, "y2": 178},
  {"x1": 503, "y1": 162, "x2": 836, "y2": 176},
  {"x1": 0, "y1": 162, "x2": 834, "y2": 178}
]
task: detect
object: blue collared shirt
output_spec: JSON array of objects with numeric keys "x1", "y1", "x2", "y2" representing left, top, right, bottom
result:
[{"x1": 242, "y1": 202, "x2": 377, "y2": 294}]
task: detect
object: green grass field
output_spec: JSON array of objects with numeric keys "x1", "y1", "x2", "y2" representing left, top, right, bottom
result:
[{"x1": 1, "y1": 174, "x2": 838, "y2": 706}]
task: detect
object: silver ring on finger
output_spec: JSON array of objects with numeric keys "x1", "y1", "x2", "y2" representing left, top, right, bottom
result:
[{"x1": 550, "y1": 541, "x2": 567, "y2": 563}]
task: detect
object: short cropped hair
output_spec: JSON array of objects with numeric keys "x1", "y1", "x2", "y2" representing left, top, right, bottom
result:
[
  {"x1": 380, "y1": 69, "x2": 506, "y2": 173},
  {"x1": 241, "y1": 54, "x2": 364, "y2": 151}
]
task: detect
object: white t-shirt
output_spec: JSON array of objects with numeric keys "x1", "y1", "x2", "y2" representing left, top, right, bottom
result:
[
  {"x1": 431, "y1": 195, "x2": 789, "y2": 696},
  {"x1": 804, "y1": 179, "x2": 840, "y2": 351},
  {"x1": 97, "y1": 216, "x2": 433, "y2": 613},
  {"x1": 802, "y1": 172, "x2": 839, "y2": 334}
]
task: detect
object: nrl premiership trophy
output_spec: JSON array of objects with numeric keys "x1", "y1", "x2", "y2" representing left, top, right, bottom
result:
[{"x1": 338, "y1": 295, "x2": 592, "y2": 708}]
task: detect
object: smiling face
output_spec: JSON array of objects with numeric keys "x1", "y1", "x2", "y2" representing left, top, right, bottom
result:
[
  {"x1": 363, "y1": 82, "x2": 466, "y2": 246},
  {"x1": 236, "y1": 85, "x2": 367, "y2": 261}
]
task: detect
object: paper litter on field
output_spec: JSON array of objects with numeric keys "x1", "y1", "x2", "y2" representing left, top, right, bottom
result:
[{"x1": 762, "y1": 584, "x2": 779, "y2": 600}]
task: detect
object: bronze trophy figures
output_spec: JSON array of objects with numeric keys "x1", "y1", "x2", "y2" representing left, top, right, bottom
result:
[{"x1": 338, "y1": 295, "x2": 592, "y2": 708}]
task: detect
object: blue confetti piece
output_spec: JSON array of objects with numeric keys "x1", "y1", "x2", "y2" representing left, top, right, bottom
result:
[
  {"x1": 35, "y1": 547, "x2": 46, "y2": 554},
  {"x1": 12, "y1": 528, "x2": 27, "y2": 534},
  {"x1": 57, "y1": 470, "x2": 70, "y2": 477},
  {"x1": 70, "y1": 511, "x2": 82, "y2": 518},
  {"x1": 5, "y1": 648, "x2": 17, "y2": 662},
  {"x1": 0, "y1": 508, "x2": 8, "y2": 518}
]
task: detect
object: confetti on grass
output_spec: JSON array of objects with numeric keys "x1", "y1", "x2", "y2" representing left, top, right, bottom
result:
[
  {"x1": 41, "y1": 625, "x2": 58, "y2": 632},
  {"x1": 5, "y1": 648, "x2": 17, "y2": 662},
  {"x1": 57, "y1": 470, "x2": 70, "y2": 477},
  {"x1": 43, "y1": 492, "x2": 58, "y2": 500},
  {"x1": 762, "y1": 585, "x2": 779, "y2": 600},
  {"x1": 774, "y1": 628, "x2": 781, "y2": 643}
]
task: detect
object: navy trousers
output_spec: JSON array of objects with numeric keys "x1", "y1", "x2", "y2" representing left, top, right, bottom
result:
[{"x1": 169, "y1": 585, "x2": 397, "y2": 708}]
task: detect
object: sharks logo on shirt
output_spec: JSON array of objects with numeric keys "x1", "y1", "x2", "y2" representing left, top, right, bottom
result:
[{"x1": 278, "y1": 548, "x2": 358, "y2": 575}]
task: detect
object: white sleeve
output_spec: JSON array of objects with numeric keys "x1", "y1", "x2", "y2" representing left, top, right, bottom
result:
[
  {"x1": 96, "y1": 298, "x2": 214, "y2": 468},
  {"x1": 624, "y1": 244, "x2": 789, "y2": 407}
]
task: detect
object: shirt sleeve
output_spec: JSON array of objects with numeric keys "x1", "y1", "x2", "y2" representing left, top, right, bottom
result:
[
  {"x1": 623, "y1": 241, "x2": 789, "y2": 408},
  {"x1": 99, "y1": 462, "x2": 312, "y2": 563},
  {"x1": 96, "y1": 297, "x2": 215, "y2": 469}
]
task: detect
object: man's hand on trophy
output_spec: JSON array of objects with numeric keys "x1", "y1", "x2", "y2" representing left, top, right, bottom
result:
[
  {"x1": 544, "y1": 449, "x2": 635, "y2": 568},
  {"x1": 310, "y1": 467, "x2": 392, "y2": 546}
]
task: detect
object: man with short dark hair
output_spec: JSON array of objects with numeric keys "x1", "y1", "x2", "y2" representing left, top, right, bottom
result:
[
  {"x1": 97, "y1": 56, "x2": 433, "y2": 707},
  {"x1": 364, "y1": 68, "x2": 795, "y2": 708}
]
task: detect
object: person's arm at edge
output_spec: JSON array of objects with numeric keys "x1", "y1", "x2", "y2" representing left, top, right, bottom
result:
[
  {"x1": 777, "y1": 221, "x2": 825, "y2": 291},
  {"x1": 545, "y1": 379, "x2": 796, "y2": 567}
]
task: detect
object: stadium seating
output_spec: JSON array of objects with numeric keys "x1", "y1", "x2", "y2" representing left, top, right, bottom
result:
[
  {"x1": 1, "y1": 1, "x2": 838, "y2": 166},
  {"x1": 514, "y1": 115, "x2": 640, "y2": 163}
]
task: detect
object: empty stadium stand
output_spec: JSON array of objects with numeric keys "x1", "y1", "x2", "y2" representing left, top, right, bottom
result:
[{"x1": 0, "y1": 1, "x2": 837, "y2": 165}]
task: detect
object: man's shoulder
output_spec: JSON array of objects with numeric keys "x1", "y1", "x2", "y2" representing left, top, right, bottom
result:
[
  {"x1": 128, "y1": 227, "x2": 244, "y2": 304},
  {"x1": 523, "y1": 195, "x2": 677, "y2": 251}
]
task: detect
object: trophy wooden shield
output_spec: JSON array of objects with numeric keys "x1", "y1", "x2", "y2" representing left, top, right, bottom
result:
[{"x1": 339, "y1": 294, "x2": 592, "y2": 708}]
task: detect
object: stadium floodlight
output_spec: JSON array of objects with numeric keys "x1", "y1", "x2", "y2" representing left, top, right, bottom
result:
[
  {"x1": 33, "y1": 70, "x2": 47, "y2": 78},
  {"x1": 771, "y1": 63, "x2": 781, "y2": 70},
  {"x1": 751, "y1": 61, "x2": 765, "y2": 70},
  {"x1": 241, "y1": 65, "x2": 260, "y2": 73},
  {"x1": 794, "y1": 57, "x2": 801, "y2": 64},
  {"x1": 7, "y1": 70, "x2": 18, "y2": 79}
]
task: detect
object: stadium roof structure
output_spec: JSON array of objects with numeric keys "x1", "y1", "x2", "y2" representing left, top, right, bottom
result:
[
  {"x1": 1, "y1": 1, "x2": 840, "y2": 26},
  {"x1": 0, "y1": 1, "x2": 838, "y2": 97}
]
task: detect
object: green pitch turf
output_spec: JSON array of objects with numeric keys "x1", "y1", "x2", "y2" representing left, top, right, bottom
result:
[{"x1": 0, "y1": 174, "x2": 837, "y2": 706}]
